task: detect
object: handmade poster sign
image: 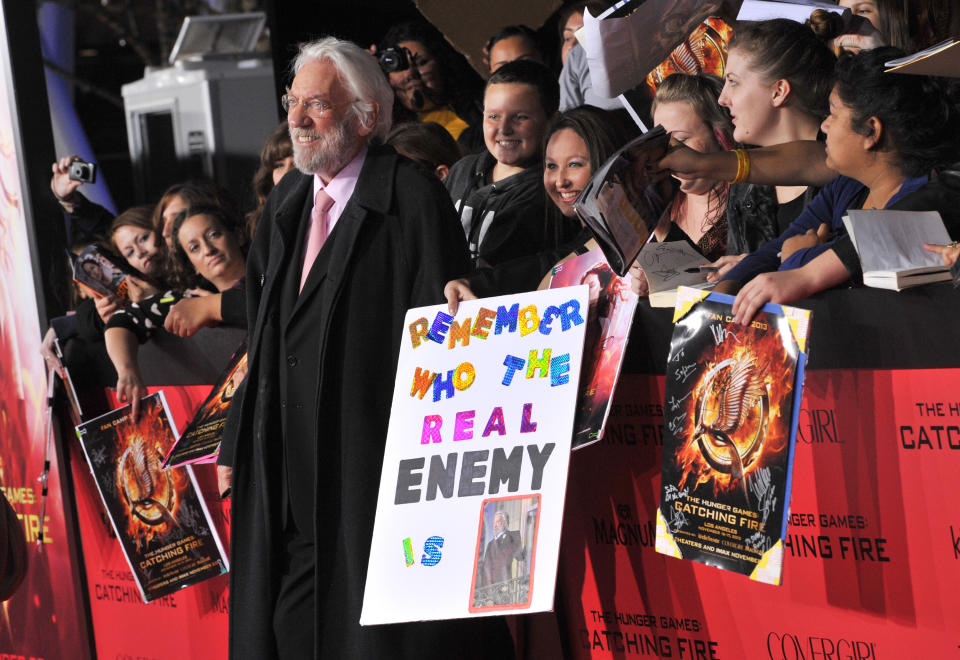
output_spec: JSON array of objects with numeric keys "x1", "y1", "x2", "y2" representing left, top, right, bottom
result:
[
  {"x1": 655, "y1": 287, "x2": 811, "y2": 584},
  {"x1": 361, "y1": 288, "x2": 588, "y2": 624}
]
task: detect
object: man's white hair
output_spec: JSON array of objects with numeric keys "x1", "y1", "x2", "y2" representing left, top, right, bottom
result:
[{"x1": 292, "y1": 37, "x2": 394, "y2": 142}]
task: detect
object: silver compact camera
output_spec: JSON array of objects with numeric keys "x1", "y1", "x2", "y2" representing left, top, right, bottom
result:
[{"x1": 68, "y1": 160, "x2": 97, "y2": 184}]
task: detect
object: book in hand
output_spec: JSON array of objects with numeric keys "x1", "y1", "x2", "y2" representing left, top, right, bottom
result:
[
  {"x1": 163, "y1": 342, "x2": 248, "y2": 469},
  {"x1": 75, "y1": 392, "x2": 229, "y2": 602},
  {"x1": 549, "y1": 248, "x2": 639, "y2": 448},
  {"x1": 655, "y1": 287, "x2": 811, "y2": 585},
  {"x1": 884, "y1": 39, "x2": 960, "y2": 77},
  {"x1": 70, "y1": 245, "x2": 131, "y2": 302},
  {"x1": 842, "y1": 209, "x2": 952, "y2": 291},
  {"x1": 736, "y1": 0, "x2": 848, "y2": 23},
  {"x1": 637, "y1": 240, "x2": 715, "y2": 308},
  {"x1": 574, "y1": 126, "x2": 673, "y2": 277}
]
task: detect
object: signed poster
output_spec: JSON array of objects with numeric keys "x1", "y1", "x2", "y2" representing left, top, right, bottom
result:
[
  {"x1": 75, "y1": 392, "x2": 229, "y2": 601},
  {"x1": 655, "y1": 288, "x2": 811, "y2": 584}
]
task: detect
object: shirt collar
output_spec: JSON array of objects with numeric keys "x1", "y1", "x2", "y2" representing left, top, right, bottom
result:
[{"x1": 313, "y1": 147, "x2": 367, "y2": 209}]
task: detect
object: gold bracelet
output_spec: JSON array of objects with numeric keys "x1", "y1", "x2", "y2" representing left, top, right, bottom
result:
[
  {"x1": 729, "y1": 149, "x2": 751, "y2": 185},
  {"x1": 729, "y1": 149, "x2": 743, "y2": 184},
  {"x1": 739, "y1": 148, "x2": 751, "y2": 184}
]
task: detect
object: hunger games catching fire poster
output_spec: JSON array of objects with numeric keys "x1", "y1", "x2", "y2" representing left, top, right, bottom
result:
[
  {"x1": 163, "y1": 341, "x2": 248, "y2": 468},
  {"x1": 75, "y1": 392, "x2": 229, "y2": 601},
  {"x1": 655, "y1": 288, "x2": 811, "y2": 584}
]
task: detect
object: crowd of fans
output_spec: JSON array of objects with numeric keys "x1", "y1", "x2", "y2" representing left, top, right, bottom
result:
[
  {"x1": 42, "y1": 0, "x2": 960, "y2": 415},
  {"x1": 34, "y1": 2, "x2": 960, "y2": 656}
]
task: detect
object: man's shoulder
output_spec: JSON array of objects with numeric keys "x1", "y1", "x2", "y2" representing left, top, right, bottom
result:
[
  {"x1": 274, "y1": 168, "x2": 312, "y2": 195},
  {"x1": 370, "y1": 145, "x2": 454, "y2": 206},
  {"x1": 265, "y1": 169, "x2": 313, "y2": 215}
]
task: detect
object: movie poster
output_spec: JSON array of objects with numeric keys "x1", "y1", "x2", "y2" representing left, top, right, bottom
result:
[
  {"x1": 655, "y1": 288, "x2": 811, "y2": 584},
  {"x1": 75, "y1": 392, "x2": 229, "y2": 601},
  {"x1": 550, "y1": 249, "x2": 638, "y2": 449},
  {"x1": 361, "y1": 288, "x2": 587, "y2": 624},
  {"x1": 0, "y1": 4, "x2": 91, "y2": 655},
  {"x1": 163, "y1": 342, "x2": 247, "y2": 468}
]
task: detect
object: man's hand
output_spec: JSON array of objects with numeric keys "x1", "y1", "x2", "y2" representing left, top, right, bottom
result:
[
  {"x1": 655, "y1": 139, "x2": 723, "y2": 183},
  {"x1": 923, "y1": 242, "x2": 960, "y2": 267},
  {"x1": 116, "y1": 366, "x2": 147, "y2": 420},
  {"x1": 94, "y1": 294, "x2": 121, "y2": 323},
  {"x1": 164, "y1": 294, "x2": 220, "y2": 338},
  {"x1": 51, "y1": 155, "x2": 83, "y2": 205},
  {"x1": 444, "y1": 279, "x2": 477, "y2": 315},
  {"x1": 217, "y1": 466, "x2": 233, "y2": 499},
  {"x1": 706, "y1": 254, "x2": 745, "y2": 283},
  {"x1": 781, "y1": 223, "x2": 831, "y2": 263}
]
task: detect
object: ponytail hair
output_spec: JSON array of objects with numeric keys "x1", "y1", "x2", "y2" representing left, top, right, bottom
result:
[{"x1": 729, "y1": 18, "x2": 836, "y2": 120}]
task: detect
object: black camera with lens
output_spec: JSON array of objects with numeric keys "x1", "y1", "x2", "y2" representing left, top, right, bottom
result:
[
  {"x1": 68, "y1": 159, "x2": 97, "y2": 184},
  {"x1": 378, "y1": 47, "x2": 410, "y2": 74}
]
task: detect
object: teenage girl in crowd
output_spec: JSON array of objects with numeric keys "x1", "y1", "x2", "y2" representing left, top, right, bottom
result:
[
  {"x1": 649, "y1": 73, "x2": 735, "y2": 262},
  {"x1": 712, "y1": 19, "x2": 836, "y2": 279}
]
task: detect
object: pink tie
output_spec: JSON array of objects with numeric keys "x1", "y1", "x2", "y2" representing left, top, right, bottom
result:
[{"x1": 300, "y1": 189, "x2": 335, "y2": 292}]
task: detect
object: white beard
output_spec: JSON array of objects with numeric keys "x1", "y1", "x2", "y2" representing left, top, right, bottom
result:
[{"x1": 290, "y1": 116, "x2": 359, "y2": 177}]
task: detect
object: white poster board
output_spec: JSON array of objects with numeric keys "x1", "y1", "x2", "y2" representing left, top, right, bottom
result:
[{"x1": 361, "y1": 288, "x2": 588, "y2": 624}]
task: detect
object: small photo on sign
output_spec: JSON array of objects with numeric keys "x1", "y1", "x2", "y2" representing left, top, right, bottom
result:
[{"x1": 469, "y1": 494, "x2": 540, "y2": 612}]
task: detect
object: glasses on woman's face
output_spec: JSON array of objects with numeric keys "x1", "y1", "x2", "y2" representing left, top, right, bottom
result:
[{"x1": 280, "y1": 94, "x2": 350, "y2": 117}]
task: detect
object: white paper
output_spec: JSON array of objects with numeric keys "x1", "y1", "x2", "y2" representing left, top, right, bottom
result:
[
  {"x1": 736, "y1": 0, "x2": 847, "y2": 22},
  {"x1": 638, "y1": 240, "x2": 712, "y2": 293},
  {"x1": 361, "y1": 288, "x2": 588, "y2": 625},
  {"x1": 844, "y1": 209, "x2": 949, "y2": 273}
]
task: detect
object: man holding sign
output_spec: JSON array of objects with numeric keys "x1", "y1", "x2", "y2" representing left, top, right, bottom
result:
[{"x1": 218, "y1": 37, "x2": 511, "y2": 659}]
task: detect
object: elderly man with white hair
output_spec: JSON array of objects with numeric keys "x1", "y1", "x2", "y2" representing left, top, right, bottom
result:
[{"x1": 217, "y1": 36, "x2": 512, "y2": 659}]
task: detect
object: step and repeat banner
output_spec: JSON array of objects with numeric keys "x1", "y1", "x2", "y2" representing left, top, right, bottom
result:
[
  {"x1": 560, "y1": 368, "x2": 958, "y2": 659},
  {"x1": 0, "y1": 4, "x2": 91, "y2": 655}
]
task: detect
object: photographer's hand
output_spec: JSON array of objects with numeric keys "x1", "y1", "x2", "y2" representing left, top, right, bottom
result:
[{"x1": 51, "y1": 155, "x2": 84, "y2": 209}]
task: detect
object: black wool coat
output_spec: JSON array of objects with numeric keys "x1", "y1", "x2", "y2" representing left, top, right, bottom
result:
[{"x1": 219, "y1": 145, "x2": 514, "y2": 659}]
